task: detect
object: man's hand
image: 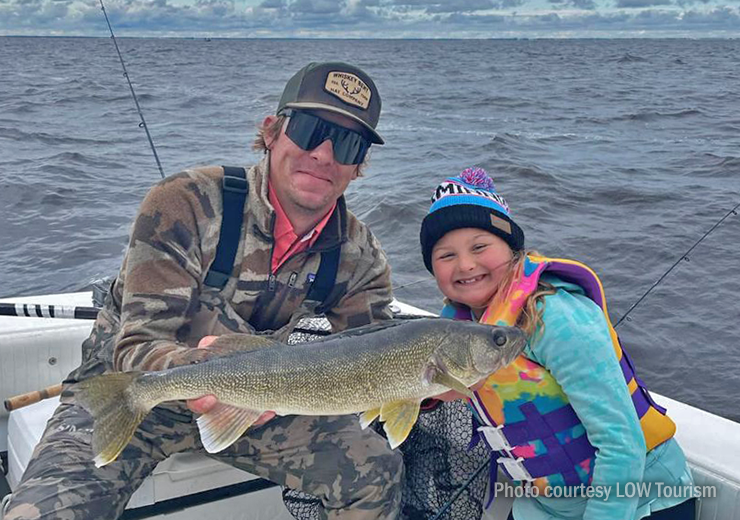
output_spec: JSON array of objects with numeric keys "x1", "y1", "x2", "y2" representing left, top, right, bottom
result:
[{"x1": 186, "y1": 335, "x2": 276, "y2": 426}]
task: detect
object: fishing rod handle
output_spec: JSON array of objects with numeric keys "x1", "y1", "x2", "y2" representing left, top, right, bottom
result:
[{"x1": 4, "y1": 383, "x2": 63, "y2": 412}]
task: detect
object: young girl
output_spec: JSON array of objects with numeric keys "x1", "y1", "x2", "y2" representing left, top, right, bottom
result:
[{"x1": 420, "y1": 167, "x2": 696, "y2": 520}]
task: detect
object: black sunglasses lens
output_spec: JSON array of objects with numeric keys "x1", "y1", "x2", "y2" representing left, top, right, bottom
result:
[
  {"x1": 285, "y1": 111, "x2": 370, "y2": 165},
  {"x1": 332, "y1": 132, "x2": 370, "y2": 165},
  {"x1": 285, "y1": 112, "x2": 324, "y2": 151}
]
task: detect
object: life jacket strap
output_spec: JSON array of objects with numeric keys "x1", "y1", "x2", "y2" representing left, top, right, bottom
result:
[
  {"x1": 494, "y1": 434, "x2": 595, "y2": 484},
  {"x1": 619, "y1": 346, "x2": 668, "y2": 416},
  {"x1": 478, "y1": 401, "x2": 595, "y2": 486}
]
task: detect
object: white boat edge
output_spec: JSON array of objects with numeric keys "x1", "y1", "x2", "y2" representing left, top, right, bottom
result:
[{"x1": 1, "y1": 291, "x2": 739, "y2": 519}]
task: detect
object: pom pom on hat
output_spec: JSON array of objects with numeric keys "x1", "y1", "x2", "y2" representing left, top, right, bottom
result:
[
  {"x1": 419, "y1": 167, "x2": 524, "y2": 273},
  {"x1": 459, "y1": 167, "x2": 495, "y2": 190}
]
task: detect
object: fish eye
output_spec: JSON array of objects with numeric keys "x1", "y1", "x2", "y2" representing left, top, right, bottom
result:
[{"x1": 492, "y1": 329, "x2": 507, "y2": 347}]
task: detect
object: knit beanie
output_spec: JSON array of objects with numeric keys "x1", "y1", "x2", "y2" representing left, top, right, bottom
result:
[{"x1": 420, "y1": 167, "x2": 525, "y2": 273}]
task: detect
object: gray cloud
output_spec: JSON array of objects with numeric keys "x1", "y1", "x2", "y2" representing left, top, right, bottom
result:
[
  {"x1": 391, "y1": 0, "x2": 436, "y2": 5},
  {"x1": 259, "y1": 0, "x2": 285, "y2": 8},
  {"x1": 682, "y1": 5, "x2": 740, "y2": 23},
  {"x1": 616, "y1": 0, "x2": 672, "y2": 8},
  {"x1": 426, "y1": 0, "x2": 496, "y2": 13},
  {"x1": 437, "y1": 11, "x2": 507, "y2": 23},
  {"x1": 674, "y1": 0, "x2": 711, "y2": 6},
  {"x1": 1, "y1": 0, "x2": 739, "y2": 36},
  {"x1": 497, "y1": 0, "x2": 524, "y2": 8},
  {"x1": 291, "y1": 0, "x2": 346, "y2": 14},
  {"x1": 572, "y1": 0, "x2": 598, "y2": 9},
  {"x1": 548, "y1": 0, "x2": 597, "y2": 10}
]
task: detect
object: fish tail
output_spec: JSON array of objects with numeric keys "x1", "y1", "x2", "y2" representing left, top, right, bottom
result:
[{"x1": 69, "y1": 372, "x2": 150, "y2": 467}]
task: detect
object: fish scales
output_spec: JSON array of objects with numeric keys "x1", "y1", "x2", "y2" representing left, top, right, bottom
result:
[
  {"x1": 137, "y1": 321, "x2": 457, "y2": 415},
  {"x1": 67, "y1": 317, "x2": 526, "y2": 465}
]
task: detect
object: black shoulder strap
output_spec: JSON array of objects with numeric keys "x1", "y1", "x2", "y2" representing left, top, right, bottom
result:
[
  {"x1": 204, "y1": 166, "x2": 248, "y2": 289},
  {"x1": 205, "y1": 165, "x2": 340, "y2": 309},
  {"x1": 306, "y1": 246, "x2": 341, "y2": 312}
]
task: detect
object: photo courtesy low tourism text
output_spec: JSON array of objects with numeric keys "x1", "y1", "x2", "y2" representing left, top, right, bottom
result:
[{"x1": 493, "y1": 482, "x2": 716, "y2": 501}]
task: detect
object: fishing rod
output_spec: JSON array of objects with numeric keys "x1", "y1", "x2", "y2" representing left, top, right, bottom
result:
[
  {"x1": 0, "y1": 302, "x2": 332, "y2": 338},
  {"x1": 0, "y1": 301, "x2": 332, "y2": 411},
  {"x1": 99, "y1": 0, "x2": 165, "y2": 179},
  {"x1": 4, "y1": 384, "x2": 62, "y2": 413},
  {"x1": 0, "y1": 302, "x2": 98, "y2": 320},
  {"x1": 613, "y1": 200, "x2": 740, "y2": 328}
]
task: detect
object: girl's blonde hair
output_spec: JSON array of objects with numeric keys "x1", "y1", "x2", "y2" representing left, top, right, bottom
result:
[{"x1": 485, "y1": 250, "x2": 556, "y2": 339}]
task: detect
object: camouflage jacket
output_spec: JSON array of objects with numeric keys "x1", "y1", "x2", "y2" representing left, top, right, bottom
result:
[{"x1": 80, "y1": 157, "x2": 393, "y2": 375}]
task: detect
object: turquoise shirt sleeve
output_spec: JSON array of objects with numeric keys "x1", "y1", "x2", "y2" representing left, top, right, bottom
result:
[{"x1": 527, "y1": 283, "x2": 647, "y2": 520}]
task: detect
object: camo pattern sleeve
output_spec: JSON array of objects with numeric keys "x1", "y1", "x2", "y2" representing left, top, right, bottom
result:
[
  {"x1": 112, "y1": 167, "x2": 225, "y2": 372},
  {"x1": 324, "y1": 214, "x2": 394, "y2": 332}
]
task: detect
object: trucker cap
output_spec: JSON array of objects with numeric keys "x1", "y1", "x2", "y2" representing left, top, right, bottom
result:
[{"x1": 277, "y1": 61, "x2": 384, "y2": 144}]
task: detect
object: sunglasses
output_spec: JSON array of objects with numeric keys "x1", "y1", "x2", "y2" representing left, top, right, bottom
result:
[{"x1": 283, "y1": 110, "x2": 371, "y2": 165}]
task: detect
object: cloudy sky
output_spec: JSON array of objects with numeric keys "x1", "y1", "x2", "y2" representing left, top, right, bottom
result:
[{"x1": 1, "y1": 0, "x2": 738, "y2": 38}]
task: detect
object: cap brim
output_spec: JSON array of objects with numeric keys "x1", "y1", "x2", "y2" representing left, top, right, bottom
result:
[{"x1": 282, "y1": 102, "x2": 385, "y2": 145}]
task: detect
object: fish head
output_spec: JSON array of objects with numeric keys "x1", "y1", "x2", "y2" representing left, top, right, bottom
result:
[
  {"x1": 468, "y1": 324, "x2": 527, "y2": 376},
  {"x1": 434, "y1": 321, "x2": 527, "y2": 385}
]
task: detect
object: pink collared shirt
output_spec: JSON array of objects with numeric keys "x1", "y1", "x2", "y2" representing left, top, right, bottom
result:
[{"x1": 268, "y1": 183, "x2": 336, "y2": 274}]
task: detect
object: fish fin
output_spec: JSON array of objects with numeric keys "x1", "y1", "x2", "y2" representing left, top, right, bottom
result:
[
  {"x1": 71, "y1": 372, "x2": 150, "y2": 468},
  {"x1": 359, "y1": 407, "x2": 381, "y2": 429},
  {"x1": 380, "y1": 400, "x2": 421, "y2": 449},
  {"x1": 426, "y1": 365, "x2": 475, "y2": 399},
  {"x1": 196, "y1": 403, "x2": 263, "y2": 453},
  {"x1": 207, "y1": 334, "x2": 283, "y2": 356}
]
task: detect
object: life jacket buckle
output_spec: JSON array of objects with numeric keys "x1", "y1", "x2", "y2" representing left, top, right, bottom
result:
[
  {"x1": 498, "y1": 456, "x2": 534, "y2": 482},
  {"x1": 477, "y1": 425, "x2": 511, "y2": 451}
]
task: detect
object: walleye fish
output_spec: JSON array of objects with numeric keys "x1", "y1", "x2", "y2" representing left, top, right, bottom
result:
[{"x1": 66, "y1": 318, "x2": 525, "y2": 467}]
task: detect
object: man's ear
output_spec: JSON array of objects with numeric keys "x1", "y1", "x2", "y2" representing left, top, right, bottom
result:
[{"x1": 263, "y1": 115, "x2": 279, "y2": 149}]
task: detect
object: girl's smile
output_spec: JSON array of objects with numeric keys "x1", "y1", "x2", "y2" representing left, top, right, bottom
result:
[{"x1": 431, "y1": 228, "x2": 513, "y2": 313}]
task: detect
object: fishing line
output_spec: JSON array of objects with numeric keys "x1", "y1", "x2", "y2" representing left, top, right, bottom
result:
[
  {"x1": 614, "y1": 200, "x2": 740, "y2": 328},
  {"x1": 99, "y1": 0, "x2": 165, "y2": 179},
  {"x1": 392, "y1": 278, "x2": 432, "y2": 292}
]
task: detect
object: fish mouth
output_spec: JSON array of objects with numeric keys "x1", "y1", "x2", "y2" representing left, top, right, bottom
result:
[{"x1": 505, "y1": 328, "x2": 528, "y2": 362}]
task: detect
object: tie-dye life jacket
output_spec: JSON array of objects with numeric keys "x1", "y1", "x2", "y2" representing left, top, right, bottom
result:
[{"x1": 441, "y1": 255, "x2": 676, "y2": 494}]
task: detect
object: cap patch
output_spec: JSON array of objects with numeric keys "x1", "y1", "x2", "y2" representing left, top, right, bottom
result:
[{"x1": 324, "y1": 71, "x2": 371, "y2": 110}]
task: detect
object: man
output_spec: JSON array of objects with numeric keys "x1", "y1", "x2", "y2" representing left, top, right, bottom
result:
[{"x1": 3, "y1": 62, "x2": 403, "y2": 520}]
